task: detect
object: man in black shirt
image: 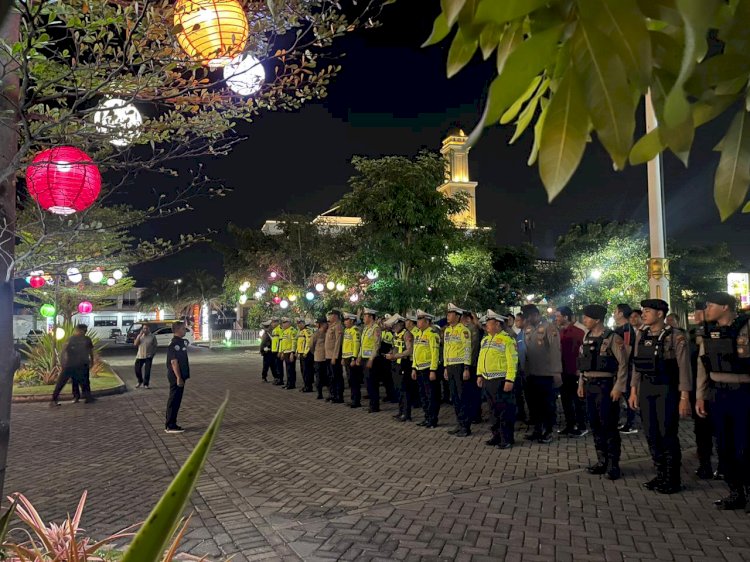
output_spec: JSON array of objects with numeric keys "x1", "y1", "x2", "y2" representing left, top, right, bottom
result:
[
  {"x1": 52, "y1": 324, "x2": 95, "y2": 405},
  {"x1": 165, "y1": 321, "x2": 190, "y2": 433}
]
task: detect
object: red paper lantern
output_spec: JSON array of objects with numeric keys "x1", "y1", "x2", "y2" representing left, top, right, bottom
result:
[
  {"x1": 272, "y1": 296, "x2": 281, "y2": 304},
  {"x1": 29, "y1": 276, "x2": 45, "y2": 288},
  {"x1": 78, "y1": 301, "x2": 93, "y2": 314},
  {"x1": 26, "y1": 146, "x2": 102, "y2": 215}
]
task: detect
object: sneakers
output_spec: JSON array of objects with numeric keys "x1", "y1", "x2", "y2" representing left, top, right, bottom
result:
[
  {"x1": 136, "y1": 383, "x2": 143, "y2": 388},
  {"x1": 165, "y1": 426, "x2": 185, "y2": 434},
  {"x1": 619, "y1": 424, "x2": 638, "y2": 435},
  {"x1": 538, "y1": 432, "x2": 553, "y2": 444},
  {"x1": 569, "y1": 428, "x2": 588, "y2": 438},
  {"x1": 144, "y1": 385, "x2": 150, "y2": 389},
  {"x1": 557, "y1": 426, "x2": 574, "y2": 436},
  {"x1": 486, "y1": 436, "x2": 502, "y2": 447}
]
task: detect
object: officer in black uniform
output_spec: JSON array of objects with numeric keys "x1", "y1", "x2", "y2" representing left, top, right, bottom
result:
[
  {"x1": 688, "y1": 301, "x2": 717, "y2": 479},
  {"x1": 628, "y1": 299, "x2": 693, "y2": 494},
  {"x1": 577, "y1": 305, "x2": 629, "y2": 481},
  {"x1": 259, "y1": 320, "x2": 273, "y2": 383},
  {"x1": 696, "y1": 292, "x2": 750, "y2": 511},
  {"x1": 165, "y1": 321, "x2": 191, "y2": 433}
]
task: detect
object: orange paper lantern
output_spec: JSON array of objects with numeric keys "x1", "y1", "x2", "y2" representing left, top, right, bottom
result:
[{"x1": 174, "y1": 0, "x2": 248, "y2": 67}]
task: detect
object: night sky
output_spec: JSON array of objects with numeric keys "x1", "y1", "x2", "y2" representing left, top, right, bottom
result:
[{"x1": 131, "y1": 2, "x2": 750, "y2": 283}]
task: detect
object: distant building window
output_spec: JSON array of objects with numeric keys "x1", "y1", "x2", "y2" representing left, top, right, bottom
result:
[
  {"x1": 122, "y1": 316, "x2": 136, "y2": 327},
  {"x1": 122, "y1": 299, "x2": 137, "y2": 307},
  {"x1": 94, "y1": 315, "x2": 118, "y2": 327}
]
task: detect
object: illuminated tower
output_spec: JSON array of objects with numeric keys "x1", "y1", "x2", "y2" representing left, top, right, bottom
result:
[{"x1": 437, "y1": 129, "x2": 477, "y2": 228}]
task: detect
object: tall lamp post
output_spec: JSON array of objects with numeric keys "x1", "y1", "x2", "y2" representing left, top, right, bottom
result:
[{"x1": 645, "y1": 91, "x2": 670, "y2": 303}]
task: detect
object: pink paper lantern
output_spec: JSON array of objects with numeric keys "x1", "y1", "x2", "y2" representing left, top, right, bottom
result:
[
  {"x1": 78, "y1": 301, "x2": 93, "y2": 314},
  {"x1": 29, "y1": 276, "x2": 45, "y2": 288},
  {"x1": 26, "y1": 146, "x2": 102, "y2": 215}
]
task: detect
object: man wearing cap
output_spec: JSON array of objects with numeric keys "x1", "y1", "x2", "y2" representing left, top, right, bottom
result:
[
  {"x1": 379, "y1": 316, "x2": 398, "y2": 403},
  {"x1": 270, "y1": 318, "x2": 283, "y2": 385},
  {"x1": 577, "y1": 304, "x2": 628, "y2": 480},
  {"x1": 357, "y1": 308, "x2": 382, "y2": 412},
  {"x1": 412, "y1": 310, "x2": 441, "y2": 428},
  {"x1": 696, "y1": 292, "x2": 750, "y2": 510},
  {"x1": 477, "y1": 310, "x2": 517, "y2": 448},
  {"x1": 556, "y1": 305, "x2": 587, "y2": 437},
  {"x1": 325, "y1": 310, "x2": 345, "y2": 403},
  {"x1": 444, "y1": 304, "x2": 474, "y2": 437},
  {"x1": 386, "y1": 316, "x2": 415, "y2": 421},
  {"x1": 342, "y1": 312, "x2": 362, "y2": 408},
  {"x1": 279, "y1": 318, "x2": 297, "y2": 389},
  {"x1": 522, "y1": 304, "x2": 563, "y2": 444},
  {"x1": 614, "y1": 303, "x2": 638, "y2": 436},
  {"x1": 689, "y1": 301, "x2": 717, "y2": 479},
  {"x1": 294, "y1": 318, "x2": 314, "y2": 393},
  {"x1": 312, "y1": 317, "x2": 329, "y2": 399},
  {"x1": 629, "y1": 298, "x2": 693, "y2": 494},
  {"x1": 259, "y1": 320, "x2": 273, "y2": 383}
]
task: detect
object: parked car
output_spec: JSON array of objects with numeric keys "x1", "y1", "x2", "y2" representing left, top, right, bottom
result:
[
  {"x1": 25, "y1": 329, "x2": 45, "y2": 345},
  {"x1": 109, "y1": 328, "x2": 122, "y2": 339},
  {"x1": 152, "y1": 325, "x2": 194, "y2": 347},
  {"x1": 124, "y1": 322, "x2": 194, "y2": 347}
]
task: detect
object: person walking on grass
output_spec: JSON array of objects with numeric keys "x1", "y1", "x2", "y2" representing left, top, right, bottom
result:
[{"x1": 52, "y1": 324, "x2": 95, "y2": 406}]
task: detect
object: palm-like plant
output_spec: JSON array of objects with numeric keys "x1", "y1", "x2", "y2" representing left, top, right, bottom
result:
[
  {"x1": 139, "y1": 279, "x2": 180, "y2": 318},
  {"x1": 180, "y1": 270, "x2": 225, "y2": 318}
]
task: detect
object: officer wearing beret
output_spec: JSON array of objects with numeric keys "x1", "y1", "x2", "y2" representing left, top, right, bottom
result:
[
  {"x1": 577, "y1": 304, "x2": 628, "y2": 480},
  {"x1": 629, "y1": 299, "x2": 693, "y2": 494},
  {"x1": 696, "y1": 292, "x2": 750, "y2": 511}
]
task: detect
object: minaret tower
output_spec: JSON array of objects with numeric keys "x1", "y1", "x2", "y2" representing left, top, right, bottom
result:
[{"x1": 437, "y1": 129, "x2": 478, "y2": 228}]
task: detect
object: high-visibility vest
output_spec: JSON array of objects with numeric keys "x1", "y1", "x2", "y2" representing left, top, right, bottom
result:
[
  {"x1": 360, "y1": 324, "x2": 378, "y2": 359},
  {"x1": 271, "y1": 326, "x2": 282, "y2": 352},
  {"x1": 392, "y1": 329, "x2": 407, "y2": 364},
  {"x1": 477, "y1": 332, "x2": 518, "y2": 381},
  {"x1": 342, "y1": 326, "x2": 360, "y2": 359},
  {"x1": 296, "y1": 327, "x2": 312, "y2": 355},
  {"x1": 443, "y1": 323, "x2": 471, "y2": 366},
  {"x1": 413, "y1": 328, "x2": 439, "y2": 371},
  {"x1": 280, "y1": 326, "x2": 296, "y2": 353}
]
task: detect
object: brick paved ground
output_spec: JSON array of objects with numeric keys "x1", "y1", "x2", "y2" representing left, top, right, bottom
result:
[{"x1": 5, "y1": 349, "x2": 750, "y2": 561}]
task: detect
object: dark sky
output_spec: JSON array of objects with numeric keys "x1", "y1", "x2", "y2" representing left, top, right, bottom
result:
[{"x1": 131, "y1": 2, "x2": 749, "y2": 283}]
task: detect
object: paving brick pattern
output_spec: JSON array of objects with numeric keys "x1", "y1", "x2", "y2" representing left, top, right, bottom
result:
[{"x1": 6, "y1": 349, "x2": 750, "y2": 561}]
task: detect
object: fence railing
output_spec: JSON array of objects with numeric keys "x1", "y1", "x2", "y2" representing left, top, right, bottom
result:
[{"x1": 208, "y1": 328, "x2": 261, "y2": 349}]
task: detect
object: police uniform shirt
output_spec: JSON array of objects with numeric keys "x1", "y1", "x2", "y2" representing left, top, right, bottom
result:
[
  {"x1": 523, "y1": 320, "x2": 563, "y2": 376},
  {"x1": 631, "y1": 327, "x2": 691, "y2": 392},
  {"x1": 578, "y1": 330, "x2": 629, "y2": 393},
  {"x1": 696, "y1": 316, "x2": 750, "y2": 401},
  {"x1": 167, "y1": 336, "x2": 190, "y2": 380}
]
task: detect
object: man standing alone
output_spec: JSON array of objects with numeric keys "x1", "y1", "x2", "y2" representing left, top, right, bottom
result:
[
  {"x1": 134, "y1": 324, "x2": 157, "y2": 389},
  {"x1": 165, "y1": 321, "x2": 190, "y2": 434}
]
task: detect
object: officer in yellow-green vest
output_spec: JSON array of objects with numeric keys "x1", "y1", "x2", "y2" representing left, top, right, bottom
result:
[
  {"x1": 477, "y1": 310, "x2": 518, "y2": 449},
  {"x1": 271, "y1": 317, "x2": 284, "y2": 385},
  {"x1": 412, "y1": 310, "x2": 441, "y2": 428},
  {"x1": 279, "y1": 318, "x2": 297, "y2": 390},
  {"x1": 357, "y1": 308, "x2": 382, "y2": 413},
  {"x1": 404, "y1": 313, "x2": 422, "y2": 412},
  {"x1": 444, "y1": 303, "x2": 474, "y2": 437},
  {"x1": 295, "y1": 318, "x2": 314, "y2": 393},
  {"x1": 386, "y1": 315, "x2": 415, "y2": 422},
  {"x1": 342, "y1": 312, "x2": 362, "y2": 408}
]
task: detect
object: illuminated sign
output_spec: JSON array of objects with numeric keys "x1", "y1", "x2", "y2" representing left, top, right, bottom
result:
[{"x1": 727, "y1": 272, "x2": 750, "y2": 308}]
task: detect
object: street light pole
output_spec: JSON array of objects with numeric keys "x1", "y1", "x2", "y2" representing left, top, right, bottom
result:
[{"x1": 645, "y1": 91, "x2": 670, "y2": 304}]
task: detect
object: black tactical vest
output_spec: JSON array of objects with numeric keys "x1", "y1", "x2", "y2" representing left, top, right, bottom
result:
[
  {"x1": 578, "y1": 329, "x2": 618, "y2": 373},
  {"x1": 702, "y1": 315, "x2": 750, "y2": 374},
  {"x1": 633, "y1": 328, "x2": 679, "y2": 381}
]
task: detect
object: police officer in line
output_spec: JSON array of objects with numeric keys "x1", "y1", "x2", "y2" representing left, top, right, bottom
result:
[
  {"x1": 387, "y1": 316, "x2": 415, "y2": 422},
  {"x1": 270, "y1": 317, "x2": 283, "y2": 385},
  {"x1": 279, "y1": 318, "x2": 297, "y2": 389},
  {"x1": 325, "y1": 309, "x2": 345, "y2": 403},
  {"x1": 577, "y1": 304, "x2": 628, "y2": 481},
  {"x1": 342, "y1": 312, "x2": 362, "y2": 408},
  {"x1": 259, "y1": 320, "x2": 273, "y2": 383},
  {"x1": 357, "y1": 308, "x2": 382, "y2": 413},
  {"x1": 629, "y1": 299, "x2": 693, "y2": 495},
  {"x1": 294, "y1": 318, "x2": 314, "y2": 393},
  {"x1": 412, "y1": 310, "x2": 441, "y2": 428},
  {"x1": 696, "y1": 292, "x2": 750, "y2": 511},
  {"x1": 383, "y1": 314, "x2": 405, "y2": 408},
  {"x1": 443, "y1": 303, "x2": 474, "y2": 437},
  {"x1": 379, "y1": 317, "x2": 398, "y2": 403},
  {"x1": 461, "y1": 311, "x2": 483, "y2": 424},
  {"x1": 405, "y1": 313, "x2": 423, "y2": 412},
  {"x1": 311, "y1": 316, "x2": 329, "y2": 400},
  {"x1": 522, "y1": 304, "x2": 563, "y2": 444},
  {"x1": 476, "y1": 310, "x2": 517, "y2": 449},
  {"x1": 689, "y1": 301, "x2": 718, "y2": 479}
]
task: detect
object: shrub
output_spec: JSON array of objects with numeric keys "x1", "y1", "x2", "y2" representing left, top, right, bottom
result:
[{"x1": 12, "y1": 369, "x2": 43, "y2": 388}]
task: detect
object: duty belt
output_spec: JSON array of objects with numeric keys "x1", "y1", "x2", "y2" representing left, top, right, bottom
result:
[{"x1": 583, "y1": 376, "x2": 613, "y2": 384}]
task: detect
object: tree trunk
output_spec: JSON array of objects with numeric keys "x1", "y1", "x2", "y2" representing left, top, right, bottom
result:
[{"x1": 0, "y1": 9, "x2": 20, "y2": 500}]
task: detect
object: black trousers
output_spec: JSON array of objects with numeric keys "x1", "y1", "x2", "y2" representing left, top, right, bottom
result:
[
  {"x1": 560, "y1": 372, "x2": 587, "y2": 430},
  {"x1": 690, "y1": 388, "x2": 714, "y2": 468},
  {"x1": 391, "y1": 361, "x2": 403, "y2": 405},
  {"x1": 328, "y1": 359, "x2": 344, "y2": 401},
  {"x1": 585, "y1": 378, "x2": 621, "y2": 463},
  {"x1": 274, "y1": 355, "x2": 284, "y2": 384},
  {"x1": 640, "y1": 378, "x2": 682, "y2": 479},
  {"x1": 441, "y1": 367, "x2": 451, "y2": 404},
  {"x1": 447, "y1": 364, "x2": 472, "y2": 430},
  {"x1": 364, "y1": 363, "x2": 379, "y2": 410},
  {"x1": 377, "y1": 356, "x2": 396, "y2": 401},
  {"x1": 417, "y1": 369, "x2": 441, "y2": 425},
  {"x1": 301, "y1": 353, "x2": 314, "y2": 390},
  {"x1": 713, "y1": 383, "x2": 750, "y2": 487},
  {"x1": 135, "y1": 357, "x2": 154, "y2": 386},
  {"x1": 399, "y1": 360, "x2": 418, "y2": 418},
  {"x1": 261, "y1": 353, "x2": 273, "y2": 381},
  {"x1": 314, "y1": 360, "x2": 329, "y2": 397},
  {"x1": 284, "y1": 354, "x2": 296, "y2": 388},
  {"x1": 484, "y1": 377, "x2": 516, "y2": 443},
  {"x1": 515, "y1": 370, "x2": 527, "y2": 421},
  {"x1": 344, "y1": 358, "x2": 362, "y2": 405},
  {"x1": 52, "y1": 366, "x2": 91, "y2": 402},
  {"x1": 527, "y1": 375, "x2": 557, "y2": 433},
  {"x1": 165, "y1": 373, "x2": 185, "y2": 429}
]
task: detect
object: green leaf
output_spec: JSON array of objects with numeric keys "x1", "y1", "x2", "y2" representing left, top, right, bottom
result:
[
  {"x1": 121, "y1": 398, "x2": 228, "y2": 562},
  {"x1": 441, "y1": 0, "x2": 467, "y2": 26},
  {"x1": 528, "y1": 97, "x2": 550, "y2": 166},
  {"x1": 714, "y1": 110, "x2": 750, "y2": 221},
  {"x1": 579, "y1": 0, "x2": 652, "y2": 90},
  {"x1": 422, "y1": 12, "x2": 451, "y2": 47},
  {"x1": 447, "y1": 27, "x2": 479, "y2": 78},
  {"x1": 479, "y1": 23, "x2": 503, "y2": 60},
  {"x1": 0, "y1": 498, "x2": 17, "y2": 544},
  {"x1": 686, "y1": 54, "x2": 750, "y2": 94},
  {"x1": 495, "y1": 20, "x2": 522, "y2": 74},
  {"x1": 637, "y1": 0, "x2": 683, "y2": 27},
  {"x1": 539, "y1": 69, "x2": 590, "y2": 200},
  {"x1": 743, "y1": 201, "x2": 750, "y2": 213},
  {"x1": 509, "y1": 78, "x2": 550, "y2": 143},
  {"x1": 572, "y1": 15, "x2": 635, "y2": 169},
  {"x1": 501, "y1": 75, "x2": 542, "y2": 124},
  {"x1": 475, "y1": 0, "x2": 552, "y2": 25}
]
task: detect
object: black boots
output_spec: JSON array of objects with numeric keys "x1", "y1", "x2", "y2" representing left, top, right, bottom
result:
[
  {"x1": 606, "y1": 461, "x2": 621, "y2": 481},
  {"x1": 714, "y1": 485, "x2": 747, "y2": 510},
  {"x1": 586, "y1": 451, "x2": 607, "y2": 475}
]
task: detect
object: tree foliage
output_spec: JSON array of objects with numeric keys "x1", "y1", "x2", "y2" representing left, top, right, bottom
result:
[{"x1": 425, "y1": 0, "x2": 750, "y2": 220}]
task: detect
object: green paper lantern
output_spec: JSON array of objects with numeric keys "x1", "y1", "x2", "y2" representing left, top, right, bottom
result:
[
  {"x1": 270, "y1": 285, "x2": 279, "y2": 293},
  {"x1": 40, "y1": 304, "x2": 56, "y2": 318}
]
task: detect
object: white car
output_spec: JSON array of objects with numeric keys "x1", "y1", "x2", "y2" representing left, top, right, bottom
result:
[{"x1": 152, "y1": 326, "x2": 195, "y2": 347}]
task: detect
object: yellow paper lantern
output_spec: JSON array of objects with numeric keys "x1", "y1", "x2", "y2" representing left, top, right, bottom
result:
[{"x1": 174, "y1": 0, "x2": 248, "y2": 67}]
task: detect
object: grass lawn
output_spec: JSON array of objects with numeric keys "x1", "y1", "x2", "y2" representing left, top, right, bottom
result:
[{"x1": 13, "y1": 367, "x2": 123, "y2": 396}]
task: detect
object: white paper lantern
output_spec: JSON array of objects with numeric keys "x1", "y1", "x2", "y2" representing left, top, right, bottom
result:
[
  {"x1": 239, "y1": 294, "x2": 248, "y2": 304},
  {"x1": 349, "y1": 294, "x2": 359, "y2": 303},
  {"x1": 336, "y1": 283, "x2": 345, "y2": 292},
  {"x1": 280, "y1": 299, "x2": 289, "y2": 309},
  {"x1": 224, "y1": 53, "x2": 265, "y2": 96},
  {"x1": 315, "y1": 283, "x2": 324, "y2": 292},
  {"x1": 67, "y1": 268, "x2": 82, "y2": 283},
  {"x1": 326, "y1": 281, "x2": 335, "y2": 290},
  {"x1": 88, "y1": 269, "x2": 104, "y2": 283},
  {"x1": 224, "y1": 329, "x2": 232, "y2": 340},
  {"x1": 93, "y1": 98, "x2": 143, "y2": 147},
  {"x1": 106, "y1": 277, "x2": 116, "y2": 286},
  {"x1": 55, "y1": 327, "x2": 66, "y2": 339},
  {"x1": 112, "y1": 269, "x2": 123, "y2": 280}
]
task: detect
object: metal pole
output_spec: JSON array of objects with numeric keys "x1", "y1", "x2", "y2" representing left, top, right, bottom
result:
[{"x1": 644, "y1": 91, "x2": 670, "y2": 303}]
